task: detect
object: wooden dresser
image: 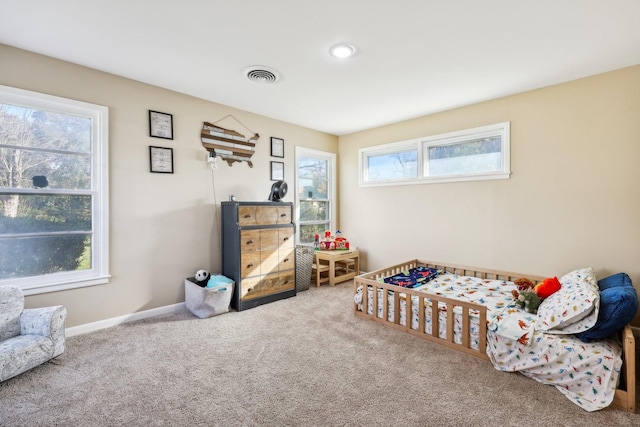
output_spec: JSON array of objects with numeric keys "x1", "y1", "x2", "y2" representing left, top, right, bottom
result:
[{"x1": 221, "y1": 201, "x2": 296, "y2": 311}]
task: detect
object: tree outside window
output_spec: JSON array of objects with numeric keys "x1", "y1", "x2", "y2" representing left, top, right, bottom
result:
[{"x1": 0, "y1": 85, "x2": 108, "y2": 293}]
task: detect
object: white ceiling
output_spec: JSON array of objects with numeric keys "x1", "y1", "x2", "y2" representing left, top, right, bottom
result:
[{"x1": 1, "y1": 1, "x2": 639, "y2": 136}]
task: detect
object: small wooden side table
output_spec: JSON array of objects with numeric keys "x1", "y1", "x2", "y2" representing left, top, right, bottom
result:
[{"x1": 314, "y1": 249, "x2": 360, "y2": 286}]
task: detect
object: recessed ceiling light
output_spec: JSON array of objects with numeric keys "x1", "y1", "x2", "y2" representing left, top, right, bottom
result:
[{"x1": 330, "y1": 43, "x2": 356, "y2": 59}]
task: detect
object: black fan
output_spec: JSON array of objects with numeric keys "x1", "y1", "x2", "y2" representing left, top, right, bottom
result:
[{"x1": 268, "y1": 180, "x2": 288, "y2": 202}]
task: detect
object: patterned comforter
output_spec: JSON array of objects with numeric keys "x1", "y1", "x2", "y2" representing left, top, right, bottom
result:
[{"x1": 355, "y1": 272, "x2": 622, "y2": 411}]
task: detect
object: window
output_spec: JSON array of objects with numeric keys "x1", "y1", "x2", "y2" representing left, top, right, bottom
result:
[
  {"x1": 0, "y1": 85, "x2": 109, "y2": 295},
  {"x1": 360, "y1": 122, "x2": 510, "y2": 186},
  {"x1": 363, "y1": 144, "x2": 418, "y2": 183},
  {"x1": 295, "y1": 147, "x2": 336, "y2": 245}
]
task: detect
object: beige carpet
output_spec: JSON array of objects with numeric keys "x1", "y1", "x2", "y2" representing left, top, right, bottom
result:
[{"x1": 1, "y1": 282, "x2": 638, "y2": 426}]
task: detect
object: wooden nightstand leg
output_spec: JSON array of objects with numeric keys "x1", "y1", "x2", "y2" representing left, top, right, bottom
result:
[{"x1": 329, "y1": 260, "x2": 336, "y2": 286}]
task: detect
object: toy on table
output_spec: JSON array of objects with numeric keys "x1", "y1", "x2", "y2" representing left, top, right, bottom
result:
[{"x1": 317, "y1": 230, "x2": 350, "y2": 250}]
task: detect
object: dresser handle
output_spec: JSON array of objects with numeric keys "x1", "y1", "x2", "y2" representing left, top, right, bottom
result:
[
  {"x1": 283, "y1": 237, "x2": 289, "y2": 241},
  {"x1": 280, "y1": 213, "x2": 286, "y2": 217},
  {"x1": 244, "y1": 214, "x2": 251, "y2": 218},
  {"x1": 283, "y1": 258, "x2": 289, "y2": 263},
  {"x1": 247, "y1": 263, "x2": 254, "y2": 268},
  {"x1": 247, "y1": 239, "x2": 254, "y2": 244}
]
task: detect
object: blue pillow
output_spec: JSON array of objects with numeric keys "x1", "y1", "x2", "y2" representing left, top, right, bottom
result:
[
  {"x1": 575, "y1": 273, "x2": 638, "y2": 342},
  {"x1": 597, "y1": 272, "x2": 630, "y2": 291}
]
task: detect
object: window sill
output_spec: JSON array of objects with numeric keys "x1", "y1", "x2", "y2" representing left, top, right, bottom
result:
[
  {"x1": 11, "y1": 275, "x2": 111, "y2": 296},
  {"x1": 360, "y1": 171, "x2": 511, "y2": 187}
]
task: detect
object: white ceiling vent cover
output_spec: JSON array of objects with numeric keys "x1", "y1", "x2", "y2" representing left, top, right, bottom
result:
[{"x1": 244, "y1": 66, "x2": 281, "y2": 83}]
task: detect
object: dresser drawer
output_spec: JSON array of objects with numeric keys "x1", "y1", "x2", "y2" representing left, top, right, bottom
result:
[
  {"x1": 240, "y1": 276, "x2": 262, "y2": 300},
  {"x1": 279, "y1": 227, "x2": 294, "y2": 249},
  {"x1": 278, "y1": 247, "x2": 294, "y2": 271},
  {"x1": 276, "y1": 206, "x2": 291, "y2": 224},
  {"x1": 238, "y1": 206, "x2": 257, "y2": 226},
  {"x1": 259, "y1": 229, "x2": 279, "y2": 251},
  {"x1": 240, "y1": 271, "x2": 295, "y2": 301},
  {"x1": 240, "y1": 230, "x2": 260, "y2": 253},
  {"x1": 255, "y1": 206, "x2": 279, "y2": 225},
  {"x1": 240, "y1": 252, "x2": 261, "y2": 278},
  {"x1": 241, "y1": 251, "x2": 283, "y2": 278},
  {"x1": 276, "y1": 271, "x2": 295, "y2": 292},
  {"x1": 238, "y1": 204, "x2": 291, "y2": 226},
  {"x1": 259, "y1": 249, "x2": 280, "y2": 275}
]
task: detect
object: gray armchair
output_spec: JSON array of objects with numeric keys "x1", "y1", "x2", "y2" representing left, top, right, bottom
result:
[{"x1": 0, "y1": 285, "x2": 67, "y2": 382}]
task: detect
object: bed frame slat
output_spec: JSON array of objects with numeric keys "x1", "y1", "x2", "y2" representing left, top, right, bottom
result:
[
  {"x1": 462, "y1": 308, "x2": 470, "y2": 350},
  {"x1": 418, "y1": 295, "x2": 426, "y2": 333},
  {"x1": 393, "y1": 292, "x2": 400, "y2": 325},
  {"x1": 446, "y1": 303, "x2": 454, "y2": 344},
  {"x1": 431, "y1": 299, "x2": 439, "y2": 339}
]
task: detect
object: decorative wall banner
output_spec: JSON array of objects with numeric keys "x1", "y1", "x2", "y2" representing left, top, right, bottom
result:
[{"x1": 201, "y1": 116, "x2": 259, "y2": 167}]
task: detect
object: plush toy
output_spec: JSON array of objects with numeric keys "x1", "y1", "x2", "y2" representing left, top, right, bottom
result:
[
  {"x1": 511, "y1": 289, "x2": 543, "y2": 314},
  {"x1": 194, "y1": 269, "x2": 211, "y2": 287},
  {"x1": 511, "y1": 276, "x2": 561, "y2": 314},
  {"x1": 514, "y1": 277, "x2": 536, "y2": 292},
  {"x1": 535, "y1": 276, "x2": 561, "y2": 299}
]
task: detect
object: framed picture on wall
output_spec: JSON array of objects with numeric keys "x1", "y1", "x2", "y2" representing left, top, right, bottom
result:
[
  {"x1": 149, "y1": 146, "x2": 174, "y2": 173},
  {"x1": 270, "y1": 161, "x2": 284, "y2": 181},
  {"x1": 270, "y1": 137, "x2": 284, "y2": 158},
  {"x1": 149, "y1": 110, "x2": 173, "y2": 140}
]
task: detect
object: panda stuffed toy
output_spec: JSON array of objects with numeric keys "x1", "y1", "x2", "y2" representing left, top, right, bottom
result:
[{"x1": 194, "y1": 269, "x2": 211, "y2": 287}]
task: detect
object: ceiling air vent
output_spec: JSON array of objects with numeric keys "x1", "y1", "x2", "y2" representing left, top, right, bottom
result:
[{"x1": 244, "y1": 66, "x2": 281, "y2": 83}]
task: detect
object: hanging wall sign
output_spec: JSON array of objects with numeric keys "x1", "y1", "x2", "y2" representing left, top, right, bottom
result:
[{"x1": 201, "y1": 116, "x2": 259, "y2": 167}]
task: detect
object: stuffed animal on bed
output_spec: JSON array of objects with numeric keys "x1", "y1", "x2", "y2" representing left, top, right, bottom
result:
[
  {"x1": 514, "y1": 277, "x2": 536, "y2": 292},
  {"x1": 511, "y1": 276, "x2": 561, "y2": 314},
  {"x1": 534, "y1": 276, "x2": 561, "y2": 299},
  {"x1": 511, "y1": 289, "x2": 543, "y2": 314}
]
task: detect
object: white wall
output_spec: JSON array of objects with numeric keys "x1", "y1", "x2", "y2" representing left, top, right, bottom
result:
[
  {"x1": 3, "y1": 42, "x2": 639, "y2": 328},
  {"x1": 339, "y1": 65, "x2": 640, "y2": 326},
  {"x1": 0, "y1": 44, "x2": 338, "y2": 327}
]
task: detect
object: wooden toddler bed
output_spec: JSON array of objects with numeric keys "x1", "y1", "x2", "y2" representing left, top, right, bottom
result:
[{"x1": 353, "y1": 259, "x2": 636, "y2": 413}]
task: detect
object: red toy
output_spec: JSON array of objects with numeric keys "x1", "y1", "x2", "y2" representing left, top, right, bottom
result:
[{"x1": 535, "y1": 276, "x2": 561, "y2": 299}]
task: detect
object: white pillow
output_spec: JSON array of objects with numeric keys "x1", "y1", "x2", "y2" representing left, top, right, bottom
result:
[{"x1": 535, "y1": 268, "x2": 600, "y2": 333}]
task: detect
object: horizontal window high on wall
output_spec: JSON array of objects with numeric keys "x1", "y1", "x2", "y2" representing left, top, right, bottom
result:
[{"x1": 359, "y1": 122, "x2": 510, "y2": 186}]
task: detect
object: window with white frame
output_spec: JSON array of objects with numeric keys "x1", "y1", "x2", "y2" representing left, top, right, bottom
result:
[
  {"x1": 360, "y1": 122, "x2": 510, "y2": 186},
  {"x1": 295, "y1": 147, "x2": 336, "y2": 245},
  {"x1": 0, "y1": 85, "x2": 109, "y2": 295}
]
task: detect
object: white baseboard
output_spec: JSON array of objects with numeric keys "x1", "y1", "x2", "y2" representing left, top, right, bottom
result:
[
  {"x1": 65, "y1": 302, "x2": 186, "y2": 337},
  {"x1": 63, "y1": 303, "x2": 640, "y2": 339}
]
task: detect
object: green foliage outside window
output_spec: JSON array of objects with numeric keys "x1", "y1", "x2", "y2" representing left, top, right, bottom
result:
[
  {"x1": 0, "y1": 102, "x2": 92, "y2": 280},
  {"x1": 0, "y1": 227, "x2": 89, "y2": 279}
]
